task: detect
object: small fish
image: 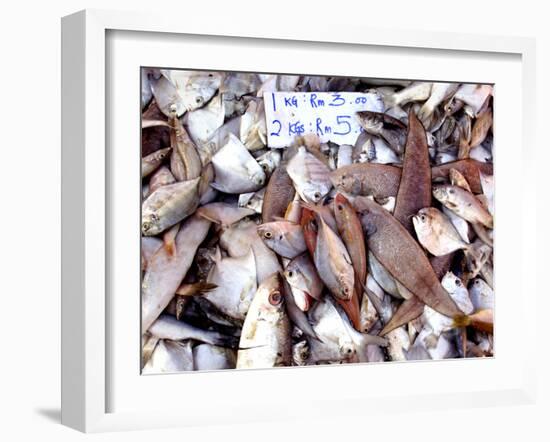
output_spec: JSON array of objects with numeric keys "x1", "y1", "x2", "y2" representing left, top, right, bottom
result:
[
  {"x1": 286, "y1": 146, "x2": 332, "y2": 203},
  {"x1": 433, "y1": 185, "x2": 493, "y2": 228},
  {"x1": 453, "y1": 84, "x2": 493, "y2": 116},
  {"x1": 142, "y1": 340, "x2": 194, "y2": 374},
  {"x1": 313, "y1": 217, "x2": 355, "y2": 301},
  {"x1": 432, "y1": 159, "x2": 493, "y2": 194},
  {"x1": 470, "y1": 107, "x2": 493, "y2": 148},
  {"x1": 257, "y1": 221, "x2": 307, "y2": 259},
  {"x1": 142, "y1": 216, "x2": 211, "y2": 330},
  {"x1": 356, "y1": 111, "x2": 408, "y2": 154},
  {"x1": 330, "y1": 163, "x2": 401, "y2": 198},
  {"x1": 220, "y1": 219, "x2": 282, "y2": 284},
  {"x1": 237, "y1": 273, "x2": 292, "y2": 368},
  {"x1": 238, "y1": 188, "x2": 265, "y2": 214},
  {"x1": 240, "y1": 100, "x2": 267, "y2": 151},
  {"x1": 368, "y1": 251, "x2": 401, "y2": 298},
  {"x1": 262, "y1": 165, "x2": 295, "y2": 223},
  {"x1": 186, "y1": 93, "x2": 225, "y2": 145},
  {"x1": 385, "y1": 82, "x2": 432, "y2": 108},
  {"x1": 469, "y1": 278, "x2": 494, "y2": 311},
  {"x1": 141, "y1": 177, "x2": 200, "y2": 236},
  {"x1": 142, "y1": 147, "x2": 172, "y2": 178},
  {"x1": 418, "y1": 83, "x2": 459, "y2": 124},
  {"x1": 149, "y1": 314, "x2": 238, "y2": 348},
  {"x1": 333, "y1": 193, "x2": 367, "y2": 296},
  {"x1": 469, "y1": 145, "x2": 492, "y2": 163},
  {"x1": 153, "y1": 70, "x2": 222, "y2": 116},
  {"x1": 169, "y1": 110, "x2": 203, "y2": 181},
  {"x1": 211, "y1": 134, "x2": 266, "y2": 193},
  {"x1": 412, "y1": 207, "x2": 470, "y2": 256},
  {"x1": 196, "y1": 202, "x2": 255, "y2": 227},
  {"x1": 205, "y1": 247, "x2": 257, "y2": 320},
  {"x1": 256, "y1": 149, "x2": 281, "y2": 177},
  {"x1": 283, "y1": 253, "x2": 323, "y2": 301}
]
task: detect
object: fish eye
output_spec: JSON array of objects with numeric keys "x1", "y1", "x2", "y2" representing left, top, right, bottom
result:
[
  {"x1": 313, "y1": 191, "x2": 321, "y2": 200},
  {"x1": 287, "y1": 271, "x2": 294, "y2": 278},
  {"x1": 449, "y1": 189, "x2": 455, "y2": 194},
  {"x1": 342, "y1": 287, "x2": 349, "y2": 296},
  {"x1": 264, "y1": 231, "x2": 273, "y2": 239},
  {"x1": 455, "y1": 278, "x2": 461, "y2": 286},
  {"x1": 268, "y1": 291, "x2": 283, "y2": 306},
  {"x1": 337, "y1": 204, "x2": 344, "y2": 211},
  {"x1": 420, "y1": 214, "x2": 426, "y2": 222},
  {"x1": 261, "y1": 164, "x2": 268, "y2": 171},
  {"x1": 142, "y1": 222, "x2": 151, "y2": 232},
  {"x1": 150, "y1": 213, "x2": 159, "y2": 222},
  {"x1": 195, "y1": 97, "x2": 202, "y2": 104}
]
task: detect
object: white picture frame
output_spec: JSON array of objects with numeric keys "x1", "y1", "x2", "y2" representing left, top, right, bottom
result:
[{"x1": 61, "y1": 9, "x2": 537, "y2": 433}]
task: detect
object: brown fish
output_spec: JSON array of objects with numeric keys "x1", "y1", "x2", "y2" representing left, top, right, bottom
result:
[
  {"x1": 393, "y1": 110, "x2": 431, "y2": 233},
  {"x1": 142, "y1": 147, "x2": 172, "y2": 178},
  {"x1": 356, "y1": 197, "x2": 462, "y2": 318},
  {"x1": 330, "y1": 163, "x2": 402, "y2": 198},
  {"x1": 433, "y1": 185, "x2": 493, "y2": 228},
  {"x1": 300, "y1": 207, "x2": 318, "y2": 257},
  {"x1": 262, "y1": 165, "x2": 295, "y2": 223},
  {"x1": 169, "y1": 109, "x2": 202, "y2": 181},
  {"x1": 470, "y1": 107, "x2": 493, "y2": 148},
  {"x1": 356, "y1": 111, "x2": 408, "y2": 154},
  {"x1": 333, "y1": 193, "x2": 367, "y2": 292},
  {"x1": 148, "y1": 166, "x2": 175, "y2": 195},
  {"x1": 432, "y1": 160, "x2": 493, "y2": 194}
]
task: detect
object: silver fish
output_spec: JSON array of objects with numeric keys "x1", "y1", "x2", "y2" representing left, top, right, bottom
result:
[
  {"x1": 257, "y1": 221, "x2": 307, "y2": 259},
  {"x1": 240, "y1": 100, "x2": 267, "y2": 151},
  {"x1": 433, "y1": 185, "x2": 493, "y2": 228},
  {"x1": 237, "y1": 273, "x2": 292, "y2": 369},
  {"x1": 469, "y1": 278, "x2": 494, "y2": 311},
  {"x1": 211, "y1": 134, "x2": 266, "y2": 193},
  {"x1": 186, "y1": 93, "x2": 225, "y2": 145},
  {"x1": 286, "y1": 146, "x2": 332, "y2": 203},
  {"x1": 205, "y1": 247, "x2": 257, "y2": 320},
  {"x1": 142, "y1": 340, "x2": 194, "y2": 374},
  {"x1": 193, "y1": 344, "x2": 237, "y2": 371},
  {"x1": 141, "y1": 177, "x2": 200, "y2": 236}
]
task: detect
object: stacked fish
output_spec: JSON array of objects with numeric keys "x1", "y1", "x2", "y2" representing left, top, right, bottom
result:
[{"x1": 141, "y1": 69, "x2": 494, "y2": 373}]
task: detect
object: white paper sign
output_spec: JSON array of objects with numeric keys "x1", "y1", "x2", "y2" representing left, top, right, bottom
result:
[{"x1": 264, "y1": 92, "x2": 384, "y2": 148}]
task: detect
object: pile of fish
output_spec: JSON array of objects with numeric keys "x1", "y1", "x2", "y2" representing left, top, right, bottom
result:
[{"x1": 141, "y1": 69, "x2": 494, "y2": 373}]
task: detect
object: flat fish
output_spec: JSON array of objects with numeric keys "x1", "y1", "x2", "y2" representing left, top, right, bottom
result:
[
  {"x1": 393, "y1": 110, "x2": 432, "y2": 233},
  {"x1": 142, "y1": 340, "x2": 194, "y2": 373},
  {"x1": 211, "y1": 133, "x2": 266, "y2": 193},
  {"x1": 142, "y1": 147, "x2": 171, "y2": 178},
  {"x1": 257, "y1": 221, "x2": 307, "y2": 259},
  {"x1": 141, "y1": 177, "x2": 200, "y2": 236},
  {"x1": 287, "y1": 146, "x2": 332, "y2": 203},
  {"x1": 330, "y1": 163, "x2": 401, "y2": 198},
  {"x1": 262, "y1": 165, "x2": 295, "y2": 223},
  {"x1": 193, "y1": 344, "x2": 237, "y2": 371},
  {"x1": 205, "y1": 247, "x2": 257, "y2": 320}
]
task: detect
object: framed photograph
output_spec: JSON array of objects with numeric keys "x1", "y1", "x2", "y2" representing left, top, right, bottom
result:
[{"x1": 61, "y1": 9, "x2": 537, "y2": 432}]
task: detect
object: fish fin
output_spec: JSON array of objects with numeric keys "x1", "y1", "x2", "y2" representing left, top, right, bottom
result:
[
  {"x1": 471, "y1": 222, "x2": 493, "y2": 247},
  {"x1": 175, "y1": 282, "x2": 217, "y2": 296},
  {"x1": 362, "y1": 333, "x2": 388, "y2": 347},
  {"x1": 379, "y1": 297, "x2": 425, "y2": 336},
  {"x1": 209, "y1": 182, "x2": 227, "y2": 193},
  {"x1": 451, "y1": 314, "x2": 471, "y2": 329}
]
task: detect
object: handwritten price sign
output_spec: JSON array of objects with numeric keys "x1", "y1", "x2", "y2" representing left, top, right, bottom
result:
[{"x1": 264, "y1": 92, "x2": 384, "y2": 148}]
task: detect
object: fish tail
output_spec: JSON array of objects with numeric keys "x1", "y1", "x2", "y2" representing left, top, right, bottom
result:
[
  {"x1": 451, "y1": 314, "x2": 471, "y2": 329},
  {"x1": 362, "y1": 333, "x2": 388, "y2": 347}
]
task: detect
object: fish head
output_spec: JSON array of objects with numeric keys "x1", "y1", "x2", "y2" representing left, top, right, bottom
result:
[
  {"x1": 339, "y1": 341, "x2": 357, "y2": 361},
  {"x1": 292, "y1": 340, "x2": 310, "y2": 365},
  {"x1": 412, "y1": 207, "x2": 433, "y2": 234},
  {"x1": 257, "y1": 223, "x2": 280, "y2": 245},
  {"x1": 432, "y1": 185, "x2": 454, "y2": 204},
  {"x1": 356, "y1": 112, "x2": 383, "y2": 134},
  {"x1": 337, "y1": 274, "x2": 354, "y2": 301},
  {"x1": 142, "y1": 213, "x2": 161, "y2": 236},
  {"x1": 256, "y1": 273, "x2": 285, "y2": 313},
  {"x1": 441, "y1": 271, "x2": 464, "y2": 294},
  {"x1": 334, "y1": 193, "x2": 351, "y2": 214},
  {"x1": 329, "y1": 169, "x2": 353, "y2": 194}
]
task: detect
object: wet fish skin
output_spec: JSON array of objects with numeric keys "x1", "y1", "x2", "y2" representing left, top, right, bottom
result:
[
  {"x1": 205, "y1": 248, "x2": 257, "y2": 320},
  {"x1": 433, "y1": 185, "x2": 493, "y2": 228},
  {"x1": 283, "y1": 253, "x2": 323, "y2": 301},
  {"x1": 262, "y1": 165, "x2": 295, "y2": 223},
  {"x1": 148, "y1": 165, "x2": 176, "y2": 195},
  {"x1": 211, "y1": 133, "x2": 266, "y2": 194},
  {"x1": 142, "y1": 340, "x2": 194, "y2": 374},
  {"x1": 237, "y1": 273, "x2": 292, "y2": 368},
  {"x1": 333, "y1": 193, "x2": 367, "y2": 295},
  {"x1": 393, "y1": 110, "x2": 432, "y2": 233},
  {"x1": 193, "y1": 344, "x2": 237, "y2": 370},
  {"x1": 357, "y1": 196, "x2": 462, "y2": 318},
  {"x1": 141, "y1": 216, "x2": 211, "y2": 330},
  {"x1": 356, "y1": 111, "x2": 407, "y2": 154},
  {"x1": 469, "y1": 278, "x2": 494, "y2": 311},
  {"x1": 142, "y1": 147, "x2": 172, "y2": 178},
  {"x1": 470, "y1": 107, "x2": 493, "y2": 148},
  {"x1": 286, "y1": 146, "x2": 332, "y2": 203},
  {"x1": 330, "y1": 163, "x2": 402, "y2": 198},
  {"x1": 196, "y1": 202, "x2": 255, "y2": 227},
  {"x1": 314, "y1": 217, "x2": 355, "y2": 301},
  {"x1": 149, "y1": 314, "x2": 239, "y2": 348},
  {"x1": 257, "y1": 221, "x2": 307, "y2": 259},
  {"x1": 431, "y1": 159, "x2": 493, "y2": 194},
  {"x1": 186, "y1": 93, "x2": 225, "y2": 145},
  {"x1": 169, "y1": 110, "x2": 203, "y2": 181},
  {"x1": 220, "y1": 219, "x2": 282, "y2": 284},
  {"x1": 412, "y1": 207, "x2": 469, "y2": 256},
  {"x1": 141, "y1": 177, "x2": 200, "y2": 236}
]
